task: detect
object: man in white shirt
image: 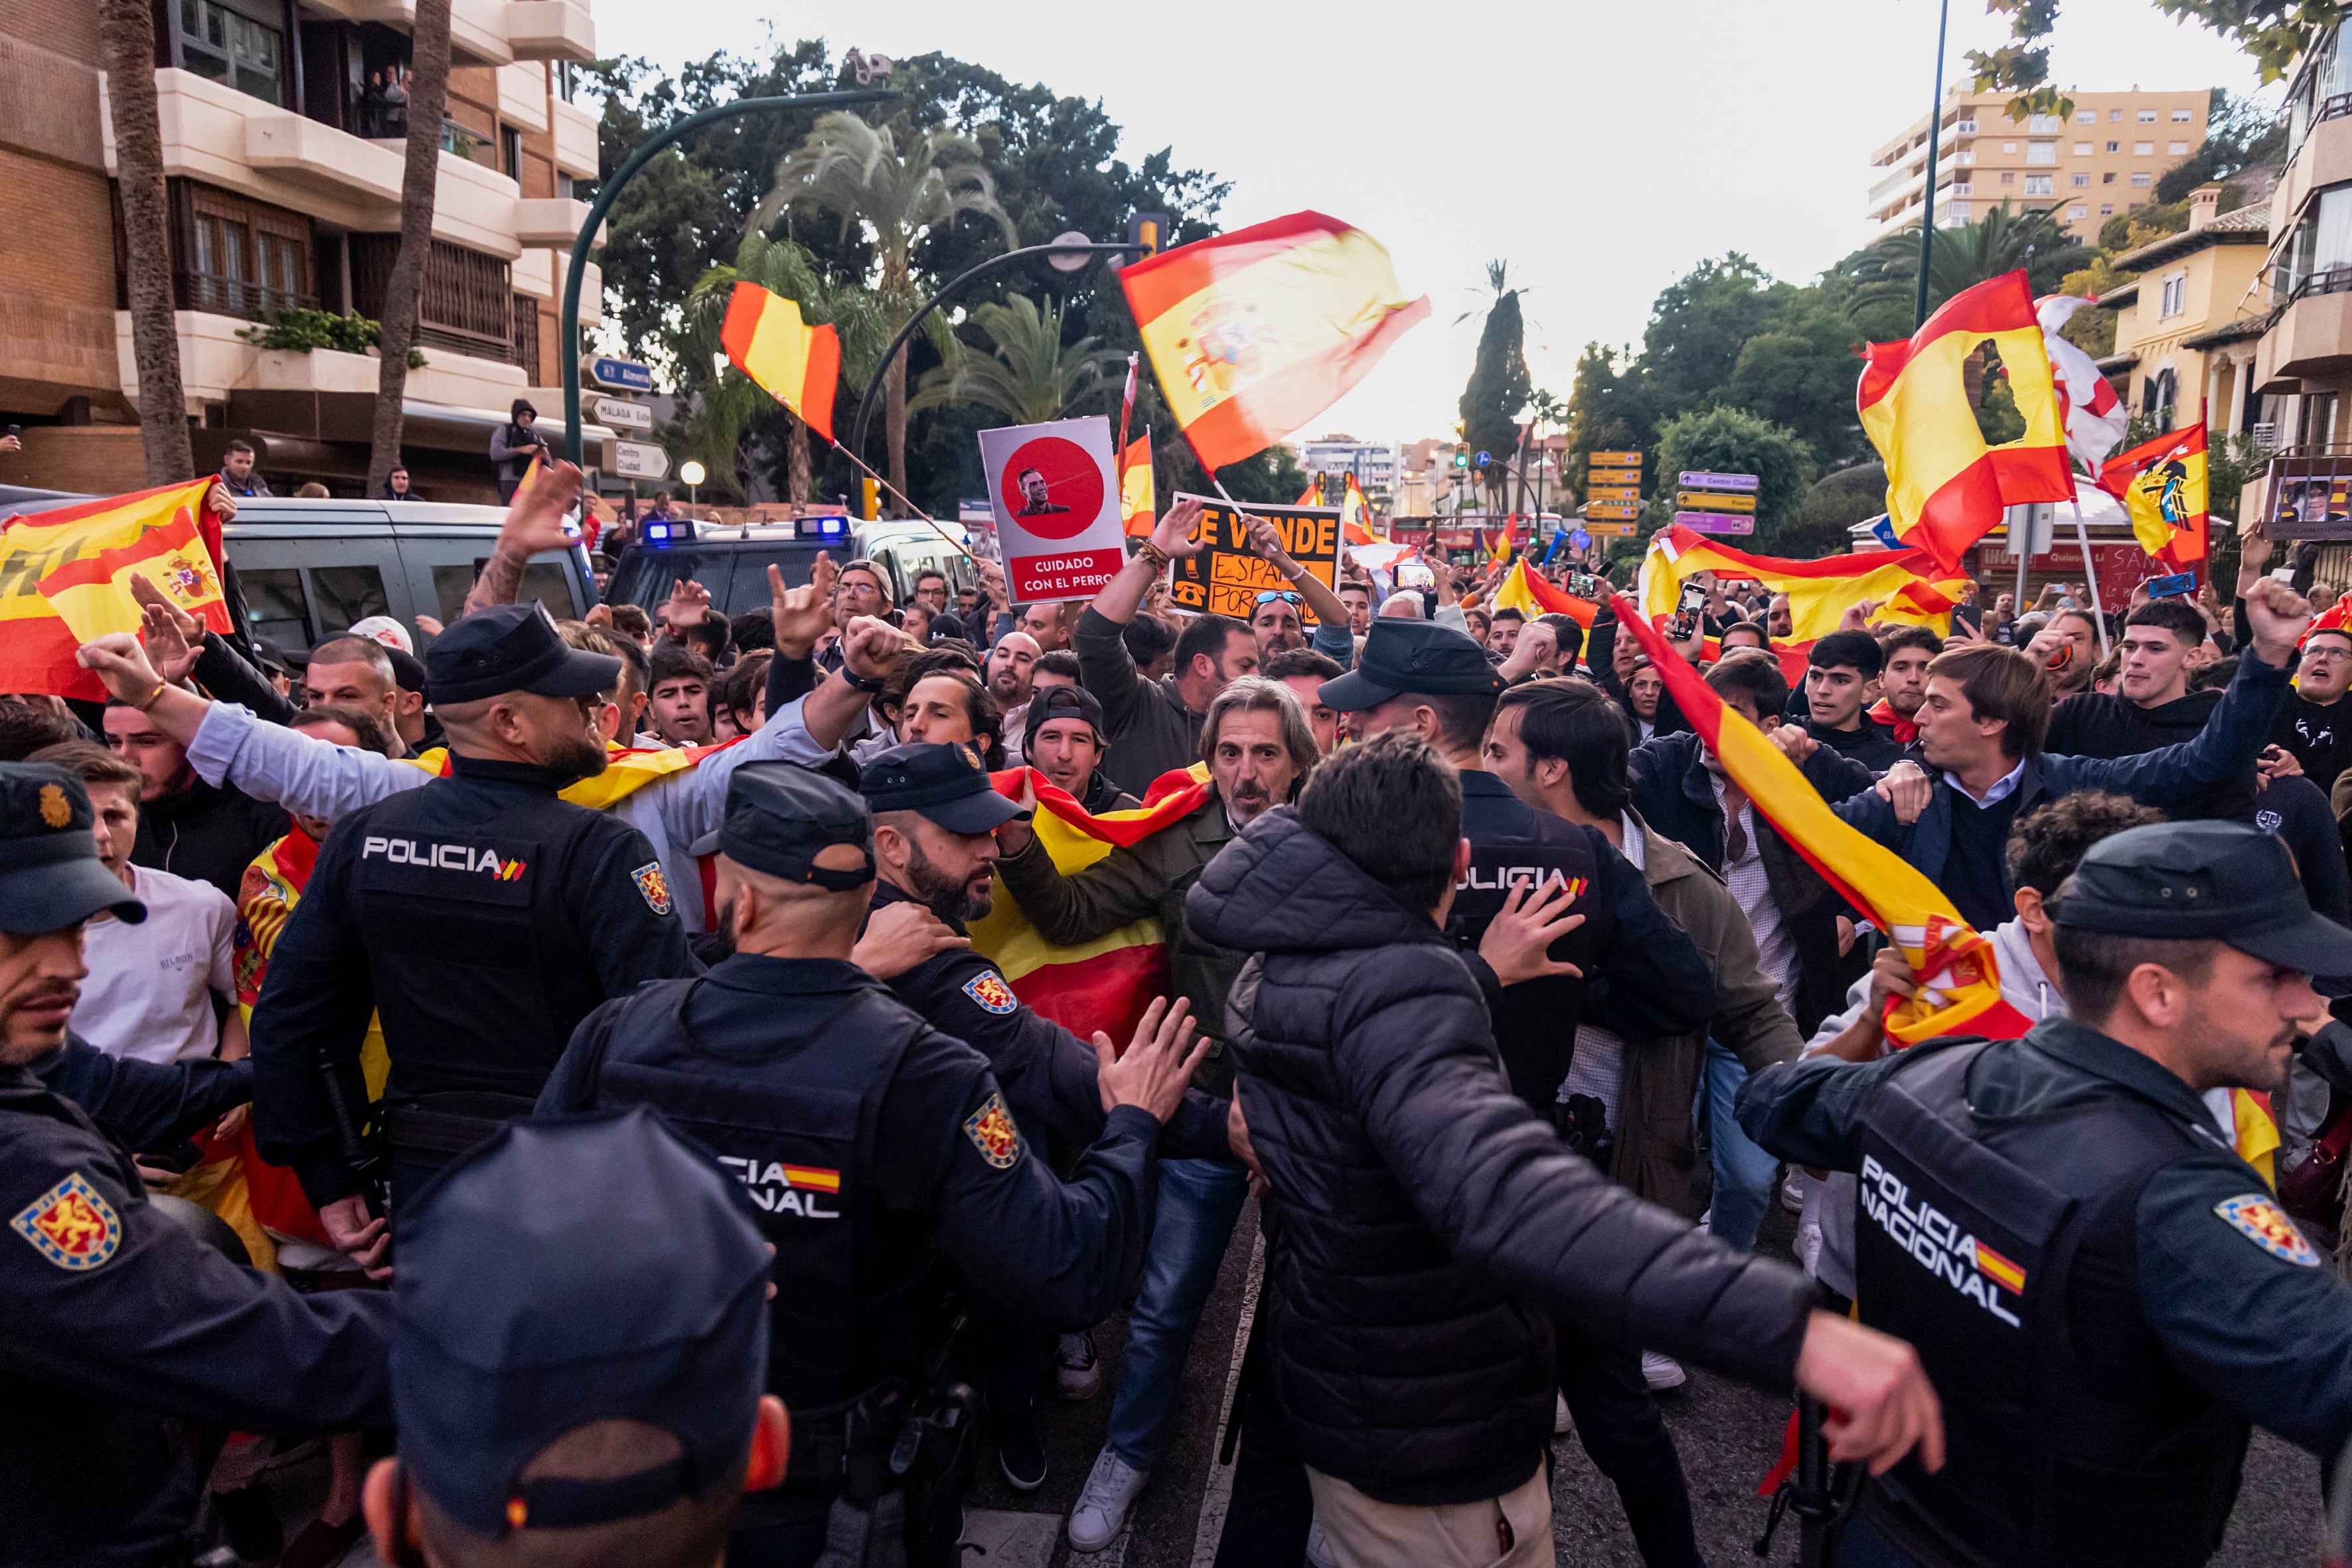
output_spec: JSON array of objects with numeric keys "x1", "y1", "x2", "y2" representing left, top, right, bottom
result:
[{"x1": 36, "y1": 741, "x2": 240, "y2": 1065}]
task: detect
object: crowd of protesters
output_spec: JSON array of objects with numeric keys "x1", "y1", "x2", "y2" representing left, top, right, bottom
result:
[{"x1": 13, "y1": 462, "x2": 2352, "y2": 1568}]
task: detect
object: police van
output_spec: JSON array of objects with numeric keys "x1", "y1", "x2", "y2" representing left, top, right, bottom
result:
[{"x1": 603, "y1": 514, "x2": 978, "y2": 621}]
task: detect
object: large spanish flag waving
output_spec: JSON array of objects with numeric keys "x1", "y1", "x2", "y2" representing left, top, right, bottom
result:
[
  {"x1": 1858, "y1": 271, "x2": 2075, "y2": 571},
  {"x1": 1122, "y1": 211, "x2": 1427, "y2": 473},
  {"x1": 1636, "y1": 525, "x2": 1968, "y2": 645},
  {"x1": 1612, "y1": 593, "x2": 2017, "y2": 1045},
  {"x1": 1, "y1": 478, "x2": 230, "y2": 700},
  {"x1": 969, "y1": 764, "x2": 1212, "y2": 1049},
  {"x1": 720, "y1": 282, "x2": 841, "y2": 441},
  {"x1": 2098, "y1": 423, "x2": 2209, "y2": 570}
]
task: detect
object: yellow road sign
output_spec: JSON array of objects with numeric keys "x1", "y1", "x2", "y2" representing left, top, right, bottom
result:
[
  {"x1": 1581, "y1": 520, "x2": 1640, "y2": 536},
  {"x1": 1585, "y1": 503, "x2": 1643, "y2": 520},
  {"x1": 1588, "y1": 485, "x2": 1642, "y2": 503},
  {"x1": 1675, "y1": 490, "x2": 1756, "y2": 512},
  {"x1": 1589, "y1": 451, "x2": 1642, "y2": 467}
]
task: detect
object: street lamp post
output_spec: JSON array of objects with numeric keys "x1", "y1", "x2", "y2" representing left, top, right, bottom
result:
[
  {"x1": 558, "y1": 87, "x2": 900, "y2": 470},
  {"x1": 679, "y1": 458, "x2": 706, "y2": 512}
]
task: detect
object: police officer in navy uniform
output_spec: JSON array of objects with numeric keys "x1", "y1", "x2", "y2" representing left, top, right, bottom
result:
[
  {"x1": 247, "y1": 602, "x2": 692, "y2": 1259},
  {"x1": 0, "y1": 762, "x2": 394, "y2": 1567},
  {"x1": 535, "y1": 758, "x2": 1210, "y2": 1568},
  {"x1": 1740, "y1": 819, "x2": 2352, "y2": 1568}
]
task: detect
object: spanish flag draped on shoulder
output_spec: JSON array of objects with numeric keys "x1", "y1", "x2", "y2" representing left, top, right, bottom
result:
[
  {"x1": 968, "y1": 763, "x2": 1212, "y2": 1049},
  {"x1": 1857, "y1": 270, "x2": 2074, "y2": 571},
  {"x1": 1121, "y1": 211, "x2": 1427, "y2": 473},
  {"x1": 720, "y1": 282, "x2": 841, "y2": 441},
  {"x1": 405, "y1": 736, "x2": 736, "y2": 809},
  {"x1": 1, "y1": 479, "x2": 230, "y2": 699}
]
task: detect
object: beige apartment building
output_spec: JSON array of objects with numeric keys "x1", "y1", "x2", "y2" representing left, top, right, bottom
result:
[
  {"x1": 1867, "y1": 84, "x2": 2211, "y2": 244},
  {"x1": 0, "y1": 0, "x2": 606, "y2": 503},
  {"x1": 2100, "y1": 184, "x2": 2272, "y2": 435}
]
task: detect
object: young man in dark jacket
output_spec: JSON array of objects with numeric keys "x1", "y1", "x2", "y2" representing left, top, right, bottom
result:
[
  {"x1": 1192, "y1": 734, "x2": 1940, "y2": 1567},
  {"x1": 1803, "y1": 629, "x2": 1906, "y2": 773}
]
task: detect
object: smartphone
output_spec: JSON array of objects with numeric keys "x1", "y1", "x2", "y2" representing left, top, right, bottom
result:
[
  {"x1": 2274, "y1": 567, "x2": 2298, "y2": 585},
  {"x1": 1672, "y1": 581, "x2": 1707, "y2": 639},
  {"x1": 2146, "y1": 572, "x2": 2196, "y2": 599}
]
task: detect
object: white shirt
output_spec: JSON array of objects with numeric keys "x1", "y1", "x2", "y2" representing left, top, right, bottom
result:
[
  {"x1": 72, "y1": 864, "x2": 237, "y2": 1063},
  {"x1": 1710, "y1": 773, "x2": 1798, "y2": 1010},
  {"x1": 1000, "y1": 701, "x2": 1030, "y2": 767},
  {"x1": 1563, "y1": 816, "x2": 1649, "y2": 1126},
  {"x1": 1944, "y1": 757, "x2": 2027, "y2": 807}
]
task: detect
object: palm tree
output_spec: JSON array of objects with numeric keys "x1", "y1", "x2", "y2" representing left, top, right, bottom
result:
[
  {"x1": 1851, "y1": 201, "x2": 2090, "y2": 317},
  {"x1": 758, "y1": 113, "x2": 1016, "y2": 506},
  {"x1": 678, "y1": 234, "x2": 890, "y2": 502},
  {"x1": 98, "y1": 0, "x2": 191, "y2": 482},
  {"x1": 367, "y1": 0, "x2": 452, "y2": 492},
  {"x1": 908, "y1": 294, "x2": 1120, "y2": 426}
]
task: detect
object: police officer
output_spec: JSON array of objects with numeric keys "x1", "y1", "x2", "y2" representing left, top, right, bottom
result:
[
  {"x1": 246, "y1": 602, "x2": 692, "y2": 1257},
  {"x1": 535, "y1": 759, "x2": 1208, "y2": 1568},
  {"x1": 1739, "y1": 819, "x2": 2352, "y2": 1568},
  {"x1": 0, "y1": 762, "x2": 393, "y2": 1567}
]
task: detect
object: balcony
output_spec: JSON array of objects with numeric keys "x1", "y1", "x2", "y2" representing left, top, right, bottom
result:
[
  {"x1": 2253, "y1": 446, "x2": 2352, "y2": 540},
  {"x1": 2280, "y1": 112, "x2": 2352, "y2": 231},
  {"x1": 2252, "y1": 274, "x2": 2352, "y2": 389},
  {"x1": 294, "y1": 0, "x2": 515, "y2": 67},
  {"x1": 505, "y1": 1, "x2": 597, "y2": 62},
  {"x1": 551, "y1": 97, "x2": 598, "y2": 182},
  {"x1": 514, "y1": 196, "x2": 594, "y2": 246},
  {"x1": 107, "y1": 69, "x2": 405, "y2": 213}
]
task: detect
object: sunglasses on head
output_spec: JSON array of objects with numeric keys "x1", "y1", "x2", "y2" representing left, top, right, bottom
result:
[{"x1": 1253, "y1": 590, "x2": 1301, "y2": 608}]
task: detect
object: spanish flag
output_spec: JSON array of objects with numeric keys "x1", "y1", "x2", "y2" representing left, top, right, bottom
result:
[
  {"x1": 406, "y1": 736, "x2": 733, "y2": 811},
  {"x1": 1491, "y1": 557, "x2": 1597, "y2": 631},
  {"x1": 719, "y1": 282, "x2": 840, "y2": 441},
  {"x1": 1122, "y1": 211, "x2": 1427, "y2": 473},
  {"x1": 1612, "y1": 593, "x2": 2013, "y2": 1044},
  {"x1": 1296, "y1": 473, "x2": 1324, "y2": 507},
  {"x1": 2098, "y1": 423, "x2": 2209, "y2": 570},
  {"x1": 1, "y1": 478, "x2": 229, "y2": 700},
  {"x1": 969, "y1": 765, "x2": 1212, "y2": 1050},
  {"x1": 1121, "y1": 431, "x2": 1156, "y2": 537},
  {"x1": 1857, "y1": 271, "x2": 2075, "y2": 571},
  {"x1": 1636, "y1": 525, "x2": 1968, "y2": 645},
  {"x1": 1342, "y1": 474, "x2": 1381, "y2": 544}
]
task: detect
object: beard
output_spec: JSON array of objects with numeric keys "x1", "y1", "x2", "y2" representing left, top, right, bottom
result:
[
  {"x1": 903, "y1": 836, "x2": 991, "y2": 925},
  {"x1": 704, "y1": 899, "x2": 738, "y2": 963},
  {"x1": 1223, "y1": 777, "x2": 1273, "y2": 823},
  {"x1": 534, "y1": 725, "x2": 609, "y2": 786}
]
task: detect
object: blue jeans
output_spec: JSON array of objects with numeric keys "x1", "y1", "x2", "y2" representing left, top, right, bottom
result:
[
  {"x1": 1104, "y1": 1157, "x2": 1249, "y2": 1473},
  {"x1": 1701, "y1": 1038, "x2": 1776, "y2": 1254}
]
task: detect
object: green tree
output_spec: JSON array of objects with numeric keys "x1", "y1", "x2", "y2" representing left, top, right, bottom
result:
[
  {"x1": 908, "y1": 293, "x2": 1120, "y2": 425},
  {"x1": 1649, "y1": 407, "x2": 1824, "y2": 556},
  {"x1": 1970, "y1": 2, "x2": 2332, "y2": 117},
  {"x1": 1852, "y1": 202, "x2": 2090, "y2": 316},
  {"x1": 1803, "y1": 463, "x2": 1889, "y2": 545},
  {"x1": 1459, "y1": 262, "x2": 1531, "y2": 511}
]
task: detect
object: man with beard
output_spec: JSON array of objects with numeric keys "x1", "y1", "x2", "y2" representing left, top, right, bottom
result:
[
  {"x1": 987, "y1": 631, "x2": 1043, "y2": 764},
  {"x1": 1022, "y1": 685, "x2": 1133, "y2": 811}
]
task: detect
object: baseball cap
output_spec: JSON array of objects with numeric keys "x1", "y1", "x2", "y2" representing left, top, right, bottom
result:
[
  {"x1": 1318, "y1": 619, "x2": 1506, "y2": 712},
  {"x1": 0, "y1": 763, "x2": 147, "y2": 934},
  {"x1": 859, "y1": 741, "x2": 1029, "y2": 834},
  {"x1": 686, "y1": 761, "x2": 875, "y2": 890},
  {"x1": 392, "y1": 1108, "x2": 771, "y2": 1538},
  {"x1": 2053, "y1": 820, "x2": 2352, "y2": 980},
  {"x1": 1023, "y1": 684, "x2": 1107, "y2": 758},
  {"x1": 347, "y1": 615, "x2": 416, "y2": 655},
  {"x1": 424, "y1": 603, "x2": 618, "y2": 707}
]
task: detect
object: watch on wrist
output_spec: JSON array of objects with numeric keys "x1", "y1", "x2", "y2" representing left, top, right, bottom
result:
[{"x1": 842, "y1": 667, "x2": 888, "y2": 693}]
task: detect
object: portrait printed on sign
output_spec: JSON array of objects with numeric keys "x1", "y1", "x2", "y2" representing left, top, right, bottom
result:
[{"x1": 978, "y1": 418, "x2": 1125, "y2": 600}]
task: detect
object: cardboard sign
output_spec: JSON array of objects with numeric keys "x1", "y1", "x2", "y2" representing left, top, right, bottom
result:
[
  {"x1": 978, "y1": 418, "x2": 1125, "y2": 599},
  {"x1": 1166, "y1": 492, "x2": 1340, "y2": 623}
]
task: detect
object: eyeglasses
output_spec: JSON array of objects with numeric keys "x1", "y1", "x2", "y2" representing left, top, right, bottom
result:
[{"x1": 1253, "y1": 590, "x2": 1301, "y2": 608}]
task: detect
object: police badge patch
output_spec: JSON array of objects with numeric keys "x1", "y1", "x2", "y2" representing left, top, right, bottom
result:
[
  {"x1": 962, "y1": 970, "x2": 1018, "y2": 1015},
  {"x1": 2215, "y1": 1193, "x2": 2320, "y2": 1266},
  {"x1": 11, "y1": 1172, "x2": 121, "y2": 1271},
  {"x1": 963, "y1": 1092, "x2": 1023, "y2": 1168},
  {"x1": 630, "y1": 862, "x2": 672, "y2": 916}
]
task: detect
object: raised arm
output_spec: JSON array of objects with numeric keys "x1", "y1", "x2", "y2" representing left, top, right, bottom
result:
[{"x1": 463, "y1": 459, "x2": 584, "y2": 617}]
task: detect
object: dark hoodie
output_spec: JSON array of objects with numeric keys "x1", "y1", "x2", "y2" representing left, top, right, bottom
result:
[
  {"x1": 1188, "y1": 807, "x2": 1814, "y2": 1508},
  {"x1": 131, "y1": 776, "x2": 291, "y2": 902},
  {"x1": 2045, "y1": 686, "x2": 2256, "y2": 821}
]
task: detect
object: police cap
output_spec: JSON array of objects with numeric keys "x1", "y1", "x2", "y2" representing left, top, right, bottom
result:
[
  {"x1": 393, "y1": 1107, "x2": 771, "y2": 1538},
  {"x1": 687, "y1": 761, "x2": 874, "y2": 891},
  {"x1": 1318, "y1": 619, "x2": 1505, "y2": 712},
  {"x1": 2053, "y1": 820, "x2": 2352, "y2": 979},
  {"x1": 1024, "y1": 682, "x2": 1107, "y2": 757},
  {"x1": 860, "y1": 741, "x2": 1030, "y2": 834},
  {"x1": 0, "y1": 763, "x2": 146, "y2": 935},
  {"x1": 424, "y1": 603, "x2": 619, "y2": 707}
]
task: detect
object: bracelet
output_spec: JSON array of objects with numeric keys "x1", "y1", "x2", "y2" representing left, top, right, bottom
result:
[
  {"x1": 1135, "y1": 541, "x2": 1170, "y2": 571},
  {"x1": 134, "y1": 680, "x2": 171, "y2": 712},
  {"x1": 842, "y1": 667, "x2": 888, "y2": 693}
]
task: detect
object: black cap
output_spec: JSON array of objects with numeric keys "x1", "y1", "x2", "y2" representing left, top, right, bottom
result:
[
  {"x1": 424, "y1": 603, "x2": 619, "y2": 706},
  {"x1": 0, "y1": 763, "x2": 146, "y2": 935},
  {"x1": 1318, "y1": 619, "x2": 1505, "y2": 712},
  {"x1": 2053, "y1": 821, "x2": 2352, "y2": 979},
  {"x1": 686, "y1": 761, "x2": 874, "y2": 890},
  {"x1": 392, "y1": 1108, "x2": 771, "y2": 1539},
  {"x1": 385, "y1": 645, "x2": 426, "y2": 694},
  {"x1": 859, "y1": 741, "x2": 1029, "y2": 834},
  {"x1": 1024, "y1": 683, "x2": 1106, "y2": 758}
]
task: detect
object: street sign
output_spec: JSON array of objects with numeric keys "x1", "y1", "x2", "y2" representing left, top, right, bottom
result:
[
  {"x1": 1568, "y1": 528, "x2": 1592, "y2": 550},
  {"x1": 1582, "y1": 520, "x2": 1640, "y2": 536},
  {"x1": 1588, "y1": 485, "x2": 1642, "y2": 503},
  {"x1": 591, "y1": 395, "x2": 652, "y2": 431},
  {"x1": 1590, "y1": 451, "x2": 1642, "y2": 467},
  {"x1": 1678, "y1": 471, "x2": 1759, "y2": 491},
  {"x1": 1676, "y1": 510, "x2": 1755, "y2": 536},
  {"x1": 613, "y1": 439, "x2": 669, "y2": 480},
  {"x1": 1674, "y1": 490, "x2": 1756, "y2": 512},
  {"x1": 1585, "y1": 503, "x2": 1642, "y2": 520},
  {"x1": 584, "y1": 355, "x2": 655, "y2": 394}
]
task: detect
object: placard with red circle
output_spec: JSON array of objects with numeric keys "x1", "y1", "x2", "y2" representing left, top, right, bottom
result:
[{"x1": 996, "y1": 437, "x2": 1105, "y2": 541}]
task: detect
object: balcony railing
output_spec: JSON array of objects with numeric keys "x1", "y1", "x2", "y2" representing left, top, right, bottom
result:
[
  {"x1": 174, "y1": 271, "x2": 315, "y2": 319},
  {"x1": 1956, "y1": 119, "x2": 1978, "y2": 133},
  {"x1": 2283, "y1": 265, "x2": 2352, "y2": 305},
  {"x1": 1949, "y1": 183, "x2": 1974, "y2": 196}
]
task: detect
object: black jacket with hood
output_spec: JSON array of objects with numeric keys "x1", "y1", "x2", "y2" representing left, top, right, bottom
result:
[{"x1": 1188, "y1": 807, "x2": 1814, "y2": 1508}]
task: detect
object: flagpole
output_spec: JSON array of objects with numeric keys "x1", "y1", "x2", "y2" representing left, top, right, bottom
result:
[
  {"x1": 2068, "y1": 481, "x2": 2110, "y2": 655},
  {"x1": 819, "y1": 434, "x2": 975, "y2": 561},
  {"x1": 1914, "y1": 0, "x2": 1952, "y2": 332}
]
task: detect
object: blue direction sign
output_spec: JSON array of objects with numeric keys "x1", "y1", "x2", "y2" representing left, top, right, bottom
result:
[
  {"x1": 584, "y1": 355, "x2": 655, "y2": 394},
  {"x1": 1569, "y1": 528, "x2": 1592, "y2": 550}
]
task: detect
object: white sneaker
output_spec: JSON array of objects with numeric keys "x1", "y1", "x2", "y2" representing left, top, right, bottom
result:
[
  {"x1": 1780, "y1": 1166, "x2": 1808, "y2": 1214},
  {"x1": 1305, "y1": 1518, "x2": 1342, "y2": 1568},
  {"x1": 1067, "y1": 1447, "x2": 1148, "y2": 1553},
  {"x1": 1057, "y1": 1329, "x2": 1103, "y2": 1400},
  {"x1": 1553, "y1": 1391, "x2": 1573, "y2": 1435},
  {"x1": 1642, "y1": 1352, "x2": 1687, "y2": 1391}
]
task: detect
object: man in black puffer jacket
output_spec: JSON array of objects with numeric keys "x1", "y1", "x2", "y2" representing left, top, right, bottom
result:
[{"x1": 1190, "y1": 734, "x2": 1942, "y2": 1565}]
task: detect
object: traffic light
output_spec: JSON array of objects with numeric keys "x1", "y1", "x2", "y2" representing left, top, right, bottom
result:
[
  {"x1": 860, "y1": 477, "x2": 880, "y2": 521},
  {"x1": 1452, "y1": 445, "x2": 1470, "y2": 469},
  {"x1": 1129, "y1": 212, "x2": 1170, "y2": 260}
]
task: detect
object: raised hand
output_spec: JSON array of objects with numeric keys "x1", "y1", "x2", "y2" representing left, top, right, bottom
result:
[
  {"x1": 129, "y1": 572, "x2": 204, "y2": 682},
  {"x1": 664, "y1": 576, "x2": 714, "y2": 633},
  {"x1": 2242, "y1": 576, "x2": 2315, "y2": 667},
  {"x1": 1476, "y1": 877, "x2": 1587, "y2": 986},
  {"x1": 1150, "y1": 497, "x2": 1208, "y2": 561},
  {"x1": 840, "y1": 614, "x2": 909, "y2": 681},
  {"x1": 771, "y1": 552, "x2": 840, "y2": 657},
  {"x1": 850, "y1": 900, "x2": 967, "y2": 979},
  {"x1": 1093, "y1": 997, "x2": 1209, "y2": 1123}
]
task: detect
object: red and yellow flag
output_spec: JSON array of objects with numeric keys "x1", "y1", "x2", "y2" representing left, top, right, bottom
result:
[
  {"x1": 1636, "y1": 525, "x2": 1968, "y2": 644},
  {"x1": 1296, "y1": 473, "x2": 1324, "y2": 507},
  {"x1": 719, "y1": 282, "x2": 841, "y2": 441},
  {"x1": 1121, "y1": 431, "x2": 1156, "y2": 537},
  {"x1": 1857, "y1": 272, "x2": 2074, "y2": 571},
  {"x1": 2098, "y1": 423, "x2": 2209, "y2": 570},
  {"x1": 1612, "y1": 593, "x2": 2009, "y2": 1044},
  {"x1": 1, "y1": 479, "x2": 230, "y2": 700},
  {"x1": 1490, "y1": 557, "x2": 1596, "y2": 630},
  {"x1": 1342, "y1": 474, "x2": 1381, "y2": 545},
  {"x1": 1122, "y1": 211, "x2": 1427, "y2": 473},
  {"x1": 407, "y1": 736, "x2": 733, "y2": 811},
  {"x1": 969, "y1": 764, "x2": 1212, "y2": 1049}
]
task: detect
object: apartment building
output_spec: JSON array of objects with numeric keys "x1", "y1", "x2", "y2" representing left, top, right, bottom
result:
[
  {"x1": 1866, "y1": 84, "x2": 2211, "y2": 244},
  {"x1": 0, "y1": 0, "x2": 605, "y2": 503},
  {"x1": 1296, "y1": 433, "x2": 1403, "y2": 498},
  {"x1": 2101, "y1": 184, "x2": 2271, "y2": 436}
]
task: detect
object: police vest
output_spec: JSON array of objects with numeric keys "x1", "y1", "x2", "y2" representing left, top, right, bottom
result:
[
  {"x1": 589, "y1": 978, "x2": 963, "y2": 1425},
  {"x1": 1853, "y1": 1039, "x2": 2249, "y2": 1568},
  {"x1": 347, "y1": 783, "x2": 612, "y2": 1102}
]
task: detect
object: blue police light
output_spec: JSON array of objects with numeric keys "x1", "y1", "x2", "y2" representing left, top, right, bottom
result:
[
  {"x1": 795, "y1": 514, "x2": 850, "y2": 540},
  {"x1": 645, "y1": 522, "x2": 670, "y2": 542}
]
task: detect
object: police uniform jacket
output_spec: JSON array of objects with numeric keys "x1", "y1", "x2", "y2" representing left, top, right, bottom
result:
[
  {"x1": 248, "y1": 753, "x2": 691, "y2": 1206},
  {"x1": 0, "y1": 1063, "x2": 392, "y2": 1568},
  {"x1": 866, "y1": 880, "x2": 1233, "y2": 1162},
  {"x1": 36, "y1": 1034, "x2": 251, "y2": 1155},
  {"x1": 1737, "y1": 1016, "x2": 2352, "y2": 1568}
]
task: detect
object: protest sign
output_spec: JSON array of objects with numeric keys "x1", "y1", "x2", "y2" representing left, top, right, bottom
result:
[
  {"x1": 978, "y1": 417, "x2": 1125, "y2": 599},
  {"x1": 1165, "y1": 492, "x2": 1341, "y2": 622}
]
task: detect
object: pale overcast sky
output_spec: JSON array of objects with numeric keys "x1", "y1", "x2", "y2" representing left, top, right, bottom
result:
[{"x1": 596, "y1": 0, "x2": 2268, "y2": 445}]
